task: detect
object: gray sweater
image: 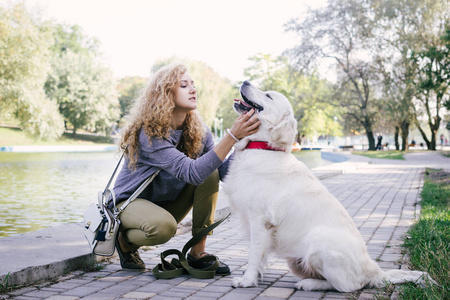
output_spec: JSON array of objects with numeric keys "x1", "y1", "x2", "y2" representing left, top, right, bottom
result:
[{"x1": 113, "y1": 127, "x2": 231, "y2": 204}]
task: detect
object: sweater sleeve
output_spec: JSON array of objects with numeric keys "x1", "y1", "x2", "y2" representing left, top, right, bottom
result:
[{"x1": 138, "y1": 129, "x2": 222, "y2": 186}]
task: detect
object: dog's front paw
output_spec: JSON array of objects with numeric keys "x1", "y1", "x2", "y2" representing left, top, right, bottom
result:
[
  {"x1": 295, "y1": 280, "x2": 313, "y2": 291},
  {"x1": 232, "y1": 276, "x2": 257, "y2": 288},
  {"x1": 295, "y1": 279, "x2": 333, "y2": 291}
]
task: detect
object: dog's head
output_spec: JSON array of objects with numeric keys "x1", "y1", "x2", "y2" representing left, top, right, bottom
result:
[{"x1": 234, "y1": 81, "x2": 297, "y2": 152}]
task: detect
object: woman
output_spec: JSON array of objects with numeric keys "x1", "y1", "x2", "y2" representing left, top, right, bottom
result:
[{"x1": 113, "y1": 63, "x2": 259, "y2": 275}]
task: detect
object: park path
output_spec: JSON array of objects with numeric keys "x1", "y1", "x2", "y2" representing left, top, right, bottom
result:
[{"x1": 3, "y1": 151, "x2": 449, "y2": 300}]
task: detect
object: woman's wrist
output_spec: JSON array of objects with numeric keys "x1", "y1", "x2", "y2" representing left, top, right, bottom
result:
[{"x1": 226, "y1": 129, "x2": 240, "y2": 142}]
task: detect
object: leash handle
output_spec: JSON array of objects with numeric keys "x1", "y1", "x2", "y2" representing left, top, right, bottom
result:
[{"x1": 152, "y1": 213, "x2": 231, "y2": 279}]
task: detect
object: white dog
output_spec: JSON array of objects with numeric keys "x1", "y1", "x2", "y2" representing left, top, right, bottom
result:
[{"x1": 222, "y1": 81, "x2": 434, "y2": 292}]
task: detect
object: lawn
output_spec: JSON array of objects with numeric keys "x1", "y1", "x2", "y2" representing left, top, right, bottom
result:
[
  {"x1": 0, "y1": 127, "x2": 114, "y2": 146},
  {"x1": 353, "y1": 150, "x2": 405, "y2": 160},
  {"x1": 397, "y1": 168, "x2": 449, "y2": 299}
]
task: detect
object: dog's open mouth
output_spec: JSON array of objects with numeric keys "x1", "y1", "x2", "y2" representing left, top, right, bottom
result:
[{"x1": 234, "y1": 94, "x2": 264, "y2": 113}]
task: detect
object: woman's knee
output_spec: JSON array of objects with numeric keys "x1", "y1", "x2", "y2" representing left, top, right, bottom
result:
[
  {"x1": 141, "y1": 217, "x2": 178, "y2": 245},
  {"x1": 199, "y1": 169, "x2": 219, "y2": 193}
]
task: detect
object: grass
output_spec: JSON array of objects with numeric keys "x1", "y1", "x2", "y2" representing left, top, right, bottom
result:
[
  {"x1": 0, "y1": 272, "x2": 12, "y2": 294},
  {"x1": 0, "y1": 127, "x2": 114, "y2": 147},
  {"x1": 397, "y1": 168, "x2": 450, "y2": 299},
  {"x1": 80, "y1": 261, "x2": 105, "y2": 272},
  {"x1": 353, "y1": 150, "x2": 405, "y2": 160}
]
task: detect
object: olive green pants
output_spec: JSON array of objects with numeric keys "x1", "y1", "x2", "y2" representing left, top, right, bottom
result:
[{"x1": 117, "y1": 170, "x2": 219, "y2": 249}]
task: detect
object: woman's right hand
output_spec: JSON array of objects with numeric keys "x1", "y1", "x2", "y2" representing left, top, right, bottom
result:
[{"x1": 228, "y1": 109, "x2": 260, "y2": 140}]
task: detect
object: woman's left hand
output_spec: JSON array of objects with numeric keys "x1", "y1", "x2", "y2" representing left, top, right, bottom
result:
[{"x1": 229, "y1": 109, "x2": 260, "y2": 140}]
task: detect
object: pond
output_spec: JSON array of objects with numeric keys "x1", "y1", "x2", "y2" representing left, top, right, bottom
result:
[{"x1": 0, "y1": 150, "x2": 332, "y2": 239}]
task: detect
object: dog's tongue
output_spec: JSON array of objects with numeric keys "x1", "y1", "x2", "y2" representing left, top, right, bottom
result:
[{"x1": 234, "y1": 98, "x2": 252, "y2": 108}]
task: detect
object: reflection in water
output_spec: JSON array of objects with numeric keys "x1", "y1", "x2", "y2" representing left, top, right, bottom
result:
[
  {"x1": 293, "y1": 150, "x2": 332, "y2": 170},
  {"x1": 0, "y1": 152, "x2": 120, "y2": 238},
  {"x1": 0, "y1": 150, "x2": 330, "y2": 238}
]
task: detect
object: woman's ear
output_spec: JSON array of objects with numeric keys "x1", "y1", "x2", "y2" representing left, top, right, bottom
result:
[{"x1": 270, "y1": 115, "x2": 297, "y2": 148}]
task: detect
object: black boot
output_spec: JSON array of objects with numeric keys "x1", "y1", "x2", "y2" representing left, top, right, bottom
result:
[{"x1": 115, "y1": 234, "x2": 145, "y2": 269}]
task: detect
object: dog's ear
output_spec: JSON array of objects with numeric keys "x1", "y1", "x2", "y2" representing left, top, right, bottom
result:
[{"x1": 270, "y1": 114, "x2": 297, "y2": 148}]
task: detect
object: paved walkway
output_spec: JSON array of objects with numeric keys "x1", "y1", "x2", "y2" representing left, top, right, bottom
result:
[{"x1": 3, "y1": 151, "x2": 450, "y2": 300}]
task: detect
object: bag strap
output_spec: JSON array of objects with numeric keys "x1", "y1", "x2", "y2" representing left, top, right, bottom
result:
[
  {"x1": 115, "y1": 169, "x2": 160, "y2": 215},
  {"x1": 152, "y1": 213, "x2": 230, "y2": 279},
  {"x1": 103, "y1": 147, "x2": 127, "y2": 195}
]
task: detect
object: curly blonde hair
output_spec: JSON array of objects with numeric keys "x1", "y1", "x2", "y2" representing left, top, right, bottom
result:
[{"x1": 118, "y1": 63, "x2": 205, "y2": 170}]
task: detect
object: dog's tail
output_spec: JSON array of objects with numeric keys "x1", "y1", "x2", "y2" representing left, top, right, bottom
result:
[{"x1": 369, "y1": 268, "x2": 436, "y2": 288}]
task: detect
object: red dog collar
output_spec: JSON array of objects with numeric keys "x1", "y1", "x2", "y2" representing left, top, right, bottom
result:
[{"x1": 245, "y1": 141, "x2": 284, "y2": 152}]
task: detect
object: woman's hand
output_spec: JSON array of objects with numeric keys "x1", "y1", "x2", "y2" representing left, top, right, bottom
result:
[
  {"x1": 228, "y1": 109, "x2": 260, "y2": 140},
  {"x1": 213, "y1": 109, "x2": 260, "y2": 160}
]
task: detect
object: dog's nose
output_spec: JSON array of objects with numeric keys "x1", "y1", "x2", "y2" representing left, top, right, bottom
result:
[{"x1": 243, "y1": 81, "x2": 251, "y2": 86}]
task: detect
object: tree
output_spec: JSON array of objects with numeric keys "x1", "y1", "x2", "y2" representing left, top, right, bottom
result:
[
  {"x1": 285, "y1": 0, "x2": 380, "y2": 150},
  {"x1": 50, "y1": 24, "x2": 99, "y2": 56},
  {"x1": 412, "y1": 22, "x2": 450, "y2": 150},
  {"x1": 370, "y1": 0, "x2": 450, "y2": 151},
  {"x1": 117, "y1": 76, "x2": 147, "y2": 120},
  {"x1": 46, "y1": 50, "x2": 120, "y2": 135},
  {"x1": 445, "y1": 26, "x2": 450, "y2": 113},
  {"x1": 376, "y1": 53, "x2": 416, "y2": 151},
  {"x1": 45, "y1": 24, "x2": 120, "y2": 136},
  {"x1": 0, "y1": 3, "x2": 64, "y2": 140},
  {"x1": 243, "y1": 54, "x2": 342, "y2": 142}
]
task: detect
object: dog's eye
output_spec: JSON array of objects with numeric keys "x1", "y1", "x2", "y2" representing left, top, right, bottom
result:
[{"x1": 266, "y1": 94, "x2": 273, "y2": 100}]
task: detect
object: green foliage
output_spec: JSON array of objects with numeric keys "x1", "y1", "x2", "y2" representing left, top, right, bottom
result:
[
  {"x1": 45, "y1": 23, "x2": 120, "y2": 136},
  {"x1": 243, "y1": 53, "x2": 342, "y2": 140},
  {"x1": 50, "y1": 23, "x2": 100, "y2": 56},
  {"x1": 45, "y1": 50, "x2": 120, "y2": 135},
  {"x1": 117, "y1": 76, "x2": 147, "y2": 119},
  {"x1": 285, "y1": 0, "x2": 379, "y2": 149},
  {"x1": 14, "y1": 89, "x2": 65, "y2": 140},
  {"x1": 371, "y1": 0, "x2": 450, "y2": 151},
  {"x1": 0, "y1": 2, "x2": 64, "y2": 140},
  {"x1": 409, "y1": 19, "x2": 450, "y2": 150},
  {"x1": 400, "y1": 169, "x2": 450, "y2": 299},
  {"x1": 0, "y1": 4, "x2": 120, "y2": 139},
  {"x1": 216, "y1": 82, "x2": 240, "y2": 131}
]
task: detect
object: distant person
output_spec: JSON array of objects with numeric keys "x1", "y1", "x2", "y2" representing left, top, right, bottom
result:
[
  {"x1": 112, "y1": 64, "x2": 260, "y2": 273},
  {"x1": 440, "y1": 134, "x2": 444, "y2": 146},
  {"x1": 376, "y1": 134, "x2": 383, "y2": 150}
]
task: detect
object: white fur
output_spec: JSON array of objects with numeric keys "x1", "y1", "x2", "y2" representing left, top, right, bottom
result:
[{"x1": 222, "y1": 81, "x2": 435, "y2": 292}]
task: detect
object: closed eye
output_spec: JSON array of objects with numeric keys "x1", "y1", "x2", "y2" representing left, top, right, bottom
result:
[{"x1": 266, "y1": 94, "x2": 273, "y2": 100}]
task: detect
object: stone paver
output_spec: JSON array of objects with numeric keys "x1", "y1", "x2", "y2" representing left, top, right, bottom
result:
[{"x1": 2, "y1": 151, "x2": 448, "y2": 300}]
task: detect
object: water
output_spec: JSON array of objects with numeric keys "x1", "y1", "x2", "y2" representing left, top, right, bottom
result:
[
  {"x1": 0, "y1": 152, "x2": 119, "y2": 238},
  {"x1": 0, "y1": 150, "x2": 331, "y2": 239},
  {"x1": 293, "y1": 150, "x2": 333, "y2": 169}
]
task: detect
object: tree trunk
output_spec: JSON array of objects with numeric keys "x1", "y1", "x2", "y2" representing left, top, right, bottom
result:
[
  {"x1": 367, "y1": 130, "x2": 375, "y2": 150},
  {"x1": 394, "y1": 126, "x2": 400, "y2": 150},
  {"x1": 416, "y1": 122, "x2": 430, "y2": 149},
  {"x1": 400, "y1": 120, "x2": 410, "y2": 151},
  {"x1": 428, "y1": 117, "x2": 440, "y2": 151},
  {"x1": 362, "y1": 116, "x2": 376, "y2": 150}
]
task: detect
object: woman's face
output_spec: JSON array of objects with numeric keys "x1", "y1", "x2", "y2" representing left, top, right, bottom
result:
[{"x1": 173, "y1": 72, "x2": 197, "y2": 113}]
